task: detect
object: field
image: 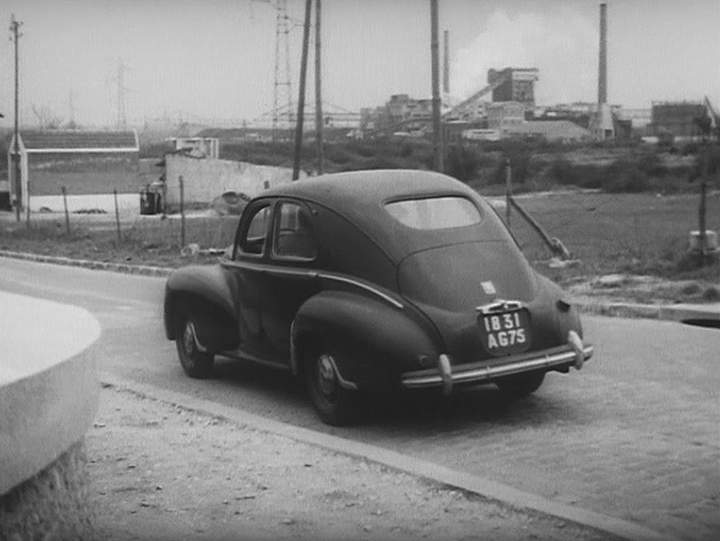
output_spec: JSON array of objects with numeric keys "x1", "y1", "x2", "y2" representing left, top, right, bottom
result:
[
  {"x1": 2, "y1": 190, "x2": 718, "y2": 292},
  {"x1": 507, "y1": 190, "x2": 720, "y2": 278}
]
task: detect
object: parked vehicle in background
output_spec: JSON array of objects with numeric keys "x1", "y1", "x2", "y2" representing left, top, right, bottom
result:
[{"x1": 163, "y1": 170, "x2": 593, "y2": 425}]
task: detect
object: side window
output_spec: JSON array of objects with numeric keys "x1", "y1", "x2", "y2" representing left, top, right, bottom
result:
[
  {"x1": 273, "y1": 202, "x2": 318, "y2": 260},
  {"x1": 237, "y1": 205, "x2": 270, "y2": 256}
]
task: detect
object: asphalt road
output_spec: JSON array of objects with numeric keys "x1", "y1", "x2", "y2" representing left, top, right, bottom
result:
[{"x1": 2, "y1": 257, "x2": 718, "y2": 541}]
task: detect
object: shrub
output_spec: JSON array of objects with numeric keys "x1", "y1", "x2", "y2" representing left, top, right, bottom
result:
[{"x1": 446, "y1": 145, "x2": 480, "y2": 182}]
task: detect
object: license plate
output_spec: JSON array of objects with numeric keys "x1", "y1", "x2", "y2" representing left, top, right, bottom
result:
[{"x1": 479, "y1": 310, "x2": 531, "y2": 356}]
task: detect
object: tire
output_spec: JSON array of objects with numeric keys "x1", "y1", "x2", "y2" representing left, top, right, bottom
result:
[
  {"x1": 304, "y1": 344, "x2": 360, "y2": 426},
  {"x1": 176, "y1": 316, "x2": 214, "y2": 379},
  {"x1": 495, "y1": 370, "x2": 545, "y2": 398}
]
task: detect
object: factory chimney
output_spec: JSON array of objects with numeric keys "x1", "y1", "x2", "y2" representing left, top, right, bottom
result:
[
  {"x1": 592, "y1": 2, "x2": 614, "y2": 139},
  {"x1": 598, "y1": 3, "x2": 607, "y2": 104},
  {"x1": 443, "y1": 29, "x2": 450, "y2": 95}
]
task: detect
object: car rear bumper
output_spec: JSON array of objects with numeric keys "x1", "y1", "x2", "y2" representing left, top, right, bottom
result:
[{"x1": 401, "y1": 331, "x2": 593, "y2": 394}]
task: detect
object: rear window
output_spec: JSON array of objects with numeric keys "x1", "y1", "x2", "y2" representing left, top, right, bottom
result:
[{"x1": 385, "y1": 196, "x2": 481, "y2": 230}]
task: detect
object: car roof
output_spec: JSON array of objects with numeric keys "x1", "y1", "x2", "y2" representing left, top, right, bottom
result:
[{"x1": 259, "y1": 169, "x2": 506, "y2": 262}]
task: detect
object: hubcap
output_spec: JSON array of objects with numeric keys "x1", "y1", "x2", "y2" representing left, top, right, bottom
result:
[
  {"x1": 317, "y1": 354, "x2": 337, "y2": 397},
  {"x1": 182, "y1": 322, "x2": 196, "y2": 355}
]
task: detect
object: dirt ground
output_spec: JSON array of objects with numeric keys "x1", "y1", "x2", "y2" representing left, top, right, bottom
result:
[{"x1": 85, "y1": 385, "x2": 613, "y2": 541}]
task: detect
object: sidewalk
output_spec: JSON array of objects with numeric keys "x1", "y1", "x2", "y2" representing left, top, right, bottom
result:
[{"x1": 86, "y1": 383, "x2": 612, "y2": 541}]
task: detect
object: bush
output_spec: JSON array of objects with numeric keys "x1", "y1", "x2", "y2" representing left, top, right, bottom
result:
[{"x1": 446, "y1": 145, "x2": 480, "y2": 182}]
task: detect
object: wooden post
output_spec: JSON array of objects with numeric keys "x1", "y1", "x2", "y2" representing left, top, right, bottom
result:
[
  {"x1": 699, "y1": 180, "x2": 707, "y2": 256},
  {"x1": 61, "y1": 186, "x2": 70, "y2": 235},
  {"x1": 179, "y1": 175, "x2": 186, "y2": 247},
  {"x1": 25, "y1": 179, "x2": 30, "y2": 229},
  {"x1": 314, "y1": 0, "x2": 324, "y2": 175},
  {"x1": 113, "y1": 189, "x2": 121, "y2": 244},
  {"x1": 505, "y1": 157, "x2": 512, "y2": 227}
]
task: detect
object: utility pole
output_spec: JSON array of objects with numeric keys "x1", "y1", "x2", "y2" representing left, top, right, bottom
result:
[
  {"x1": 314, "y1": 0, "x2": 324, "y2": 175},
  {"x1": 10, "y1": 15, "x2": 23, "y2": 222},
  {"x1": 430, "y1": 0, "x2": 444, "y2": 172},
  {"x1": 292, "y1": 0, "x2": 312, "y2": 181},
  {"x1": 116, "y1": 59, "x2": 128, "y2": 129}
]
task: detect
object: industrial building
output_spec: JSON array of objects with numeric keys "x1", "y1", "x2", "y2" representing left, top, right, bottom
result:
[
  {"x1": 5, "y1": 130, "x2": 140, "y2": 212},
  {"x1": 650, "y1": 102, "x2": 711, "y2": 139},
  {"x1": 487, "y1": 68, "x2": 539, "y2": 110}
]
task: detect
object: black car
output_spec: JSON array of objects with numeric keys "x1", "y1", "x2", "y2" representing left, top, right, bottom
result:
[{"x1": 164, "y1": 170, "x2": 593, "y2": 425}]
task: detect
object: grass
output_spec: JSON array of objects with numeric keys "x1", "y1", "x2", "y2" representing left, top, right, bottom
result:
[
  {"x1": 505, "y1": 190, "x2": 720, "y2": 289},
  {"x1": 2, "y1": 190, "x2": 718, "y2": 282}
]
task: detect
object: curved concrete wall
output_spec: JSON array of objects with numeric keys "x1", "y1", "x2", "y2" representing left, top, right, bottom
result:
[{"x1": 0, "y1": 290, "x2": 101, "y2": 495}]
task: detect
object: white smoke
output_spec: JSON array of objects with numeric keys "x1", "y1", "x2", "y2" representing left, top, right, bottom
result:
[{"x1": 451, "y1": 7, "x2": 597, "y2": 106}]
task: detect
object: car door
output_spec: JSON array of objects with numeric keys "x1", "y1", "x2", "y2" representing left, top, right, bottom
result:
[
  {"x1": 224, "y1": 199, "x2": 274, "y2": 359},
  {"x1": 260, "y1": 199, "x2": 322, "y2": 357}
]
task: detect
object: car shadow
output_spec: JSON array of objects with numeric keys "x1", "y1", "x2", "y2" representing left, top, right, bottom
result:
[
  {"x1": 360, "y1": 385, "x2": 582, "y2": 432},
  {"x1": 209, "y1": 357, "x2": 590, "y2": 434}
]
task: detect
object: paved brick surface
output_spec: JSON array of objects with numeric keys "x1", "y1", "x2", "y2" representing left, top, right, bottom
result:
[{"x1": 352, "y1": 317, "x2": 720, "y2": 541}]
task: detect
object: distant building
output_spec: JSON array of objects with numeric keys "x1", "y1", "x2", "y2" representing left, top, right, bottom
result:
[
  {"x1": 170, "y1": 137, "x2": 219, "y2": 159},
  {"x1": 501, "y1": 120, "x2": 591, "y2": 142},
  {"x1": 487, "y1": 102, "x2": 525, "y2": 129},
  {"x1": 6, "y1": 130, "x2": 140, "y2": 212},
  {"x1": 650, "y1": 101, "x2": 709, "y2": 139},
  {"x1": 488, "y1": 68, "x2": 539, "y2": 110}
]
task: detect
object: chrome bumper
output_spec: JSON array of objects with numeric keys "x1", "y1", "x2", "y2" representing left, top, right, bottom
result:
[{"x1": 401, "y1": 331, "x2": 593, "y2": 395}]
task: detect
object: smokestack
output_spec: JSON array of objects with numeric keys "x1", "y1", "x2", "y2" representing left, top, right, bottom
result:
[
  {"x1": 598, "y1": 3, "x2": 607, "y2": 104},
  {"x1": 443, "y1": 29, "x2": 449, "y2": 94}
]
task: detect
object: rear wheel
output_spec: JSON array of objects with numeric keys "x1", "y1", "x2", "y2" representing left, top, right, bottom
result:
[
  {"x1": 176, "y1": 316, "x2": 214, "y2": 379},
  {"x1": 495, "y1": 371, "x2": 545, "y2": 398},
  {"x1": 305, "y1": 344, "x2": 360, "y2": 426}
]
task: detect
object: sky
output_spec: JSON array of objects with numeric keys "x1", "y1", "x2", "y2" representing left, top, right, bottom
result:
[{"x1": 0, "y1": 0, "x2": 719, "y2": 128}]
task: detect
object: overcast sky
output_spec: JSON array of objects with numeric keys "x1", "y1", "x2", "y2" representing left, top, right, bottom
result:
[{"x1": 1, "y1": 0, "x2": 718, "y2": 128}]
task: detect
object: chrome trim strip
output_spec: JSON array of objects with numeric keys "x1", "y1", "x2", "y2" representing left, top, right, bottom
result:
[
  {"x1": 317, "y1": 273, "x2": 404, "y2": 309},
  {"x1": 402, "y1": 345, "x2": 594, "y2": 389},
  {"x1": 475, "y1": 299, "x2": 525, "y2": 314},
  {"x1": 221, "y1": 260, "x2": 403, "y2": 309}
]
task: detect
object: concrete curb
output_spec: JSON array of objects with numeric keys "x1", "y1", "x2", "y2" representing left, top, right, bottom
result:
[
  {"x1": 100, "y1": 372, "x2": 673, "y2": 541},
  {"x1": 0, "y1": 249, "x2": 173, "y2": 277},
  {"x1": 2, "y1": 249, "x2": 718, "y2": 323}
]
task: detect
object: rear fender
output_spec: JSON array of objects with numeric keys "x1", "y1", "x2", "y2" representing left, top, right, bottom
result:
[
  {"x1": 291, "y1": 291, "x2": 440, "y2": 391},
  {"x1": 164, "y1": 265, "x2": 238, "y2": 351}
]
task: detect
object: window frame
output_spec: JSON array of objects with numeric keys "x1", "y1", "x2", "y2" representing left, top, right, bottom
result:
[
  {"x1": 232, "y1": 200, "x2": 274, "y2": 260},
  {"x1": 270, "y1": 199, "x2": 319, "y2": 263}
]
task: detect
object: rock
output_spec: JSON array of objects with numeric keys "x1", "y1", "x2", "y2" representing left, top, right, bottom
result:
[{"x1": 593, "y1": 274, "x2": 627, "y2": 288}]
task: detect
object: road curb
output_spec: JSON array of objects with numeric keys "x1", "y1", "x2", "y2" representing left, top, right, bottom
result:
[
  {"x1": 0, "y1": 249, "x2": 172, "y2": 277},
  {"x1": 99, "y1": 372, "x2": 672, "y2": 541},
  {"x1": 2, "y1": 249, "x2": 718, "y2": 323}
]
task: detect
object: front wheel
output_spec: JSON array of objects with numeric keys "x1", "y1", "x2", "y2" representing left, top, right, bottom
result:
[
  {"x1": 305, "y1": 345, "x2": 360, "y2": 426},
  {"x1": 176, "y1": 317, "x2": 214, "y2": 379},
  {"x1": 495, "y1": 370, "x2": 545, "y2": 398}
]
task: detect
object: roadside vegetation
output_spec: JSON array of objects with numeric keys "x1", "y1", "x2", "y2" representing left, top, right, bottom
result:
[{"x1": 2, "y1": 137, "x2": 718, "y2": 301}]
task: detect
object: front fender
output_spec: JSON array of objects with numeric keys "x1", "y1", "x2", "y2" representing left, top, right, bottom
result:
[
  {"x1": 292, "y1": 290, "x2": 441, "y2": 391},
  {"x1": 164, "y1": 265, "x2": 236, "y2": 342}
]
